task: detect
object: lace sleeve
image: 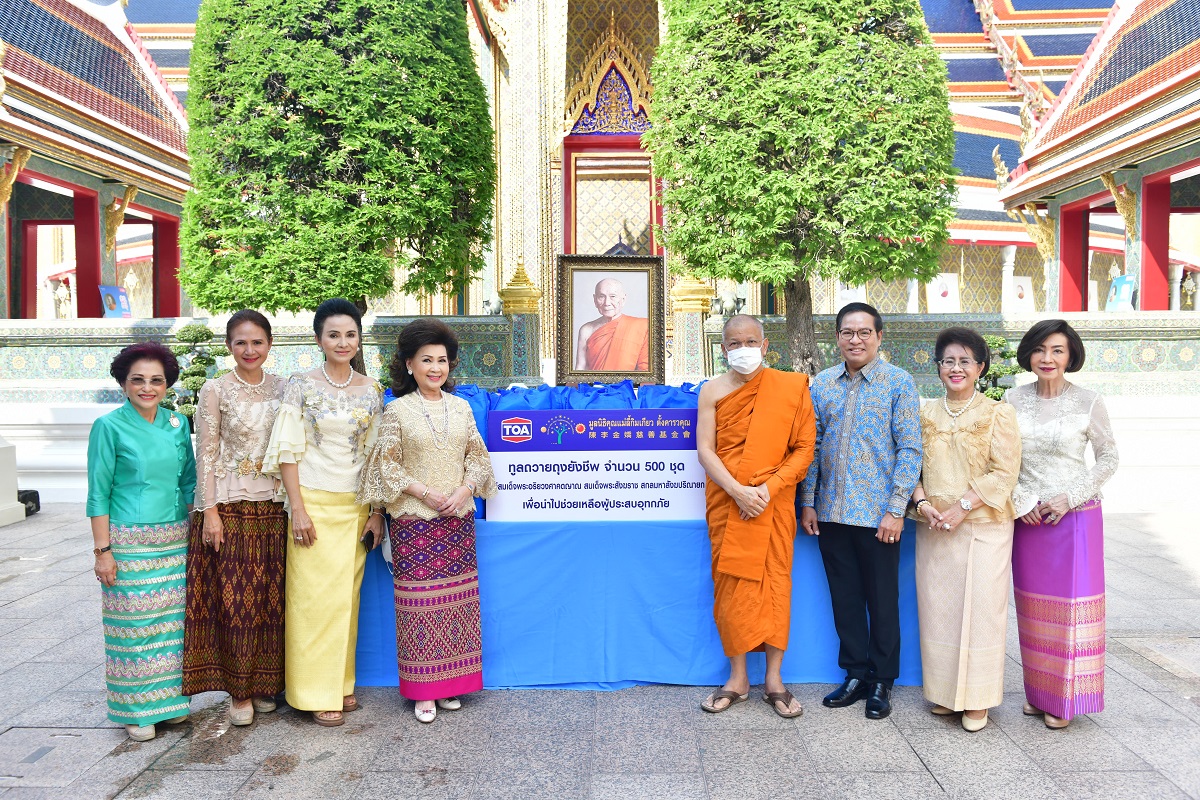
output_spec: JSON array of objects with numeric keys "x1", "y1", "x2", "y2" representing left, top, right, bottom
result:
[
  {"x1": 193, "y1": 381, "x2": 221, "y2": 511},
  {"x1": 261, "y1": 376, "x2": 307, "y2": 477},
  {"x1": 464, "y1": 423, "x2": 497, "y2": 499},
  {"x1": 357, "y1": 407, "x2": 415, "y2": 507},
  {"x1": 970, "y1": 403, "x2": 1022, "y2": 513},
  {"x1": 1066, "y1": 393, "x2": 1120, "y2": 508},
  {"x1": 1003, "y1": 388, "x2": 1038, "y2": 516}
]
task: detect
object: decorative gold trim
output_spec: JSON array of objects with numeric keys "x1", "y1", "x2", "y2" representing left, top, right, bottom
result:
[
  {"x1": 564, "y1": 11, "x2": 652, "y2": 133},
  {"x1": 0, "y1": 145, "x2": 32, "y2": 207},
  {"x1": 993, "y1": 146, "x2": 1056, "y2": 261},
  {"x1": 669, "y1": 273, "x2": 715, "y2": 314},
  {"x1": 103, "y1": 185, "x2": 138, "y2": 254},
  {"x1": 1099, "y1": 172, "x2": 1137, "y2": 238},
  {"x1": 498, "y1": 257, "x2": 543, "y2": 315}
]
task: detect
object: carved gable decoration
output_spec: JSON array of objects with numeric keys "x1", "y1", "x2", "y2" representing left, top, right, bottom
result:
[{"x1": 565, "y1": 13, "x2": 652, "y2": 135}]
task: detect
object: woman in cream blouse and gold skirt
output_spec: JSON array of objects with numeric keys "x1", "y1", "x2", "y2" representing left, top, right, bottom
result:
[
  {"x1": 359, "y1": 319, "x2": 496, "y2": 724},
  {"x1": 910, "y1": 328, "x2": 1021, "y2": 732},
  {"x1": 263, "y1": 299, "x2": 385, "y2": 727}
]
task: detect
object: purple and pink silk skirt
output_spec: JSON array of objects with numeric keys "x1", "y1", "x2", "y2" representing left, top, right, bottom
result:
[
  {"x1": 388, "y1": 513, "x2": 483, "y2": 701},
  {"x1": 1012, "y1": 499, "x2": 1105, "y2": 720}
]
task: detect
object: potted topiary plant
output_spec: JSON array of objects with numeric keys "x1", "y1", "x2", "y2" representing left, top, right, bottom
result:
[
  {"x1": 978, "y1": 334, "x2": 1020, "y2": 400},
  {"x1": 161, "y1": 323, "x2": 229, "y2": 430}
]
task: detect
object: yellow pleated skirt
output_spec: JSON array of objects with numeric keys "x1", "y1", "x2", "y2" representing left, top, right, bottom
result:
[{"x1": 284, "y1": 487, "x2": 368, "y2": 711}]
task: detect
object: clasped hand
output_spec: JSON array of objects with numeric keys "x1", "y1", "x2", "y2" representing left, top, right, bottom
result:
[
  {"x1": 735, "y1": 483, "x2": 770, "y2": 520},
  {"x1": 421, "y1": 485, "x2": 473, "y2": 517},
  {"x1": 1019, "y1": 494, "x2": 1070, "y2": 526}
]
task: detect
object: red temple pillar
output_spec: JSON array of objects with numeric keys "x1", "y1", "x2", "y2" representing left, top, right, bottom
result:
[
  {"x1": 1140, "y1": 177, "x2": 1171, "y2": 311},
  {"x1": 152, "y1": 216, "x2": 181, "y2": 317},
  {"x1": 73, "y1": 193, "x2": 102, "y2": 318},
  {"x1": 19, "y1": 221, "x2": 38, "y2": 319},
  {"x1": 1059, "y1": 204, "x2": 1086, "y2": 312}
]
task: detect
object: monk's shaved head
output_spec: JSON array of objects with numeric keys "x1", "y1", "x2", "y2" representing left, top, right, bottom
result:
[
  {"x1": 722, "y1": 314, "x2": 764, "y2": 344},
  {"x1": 594, "y1": 278, "x2": 626, "y2": 297},
  {"x1": 593, "y1": 277, "x2": 628, "y2": 319}
]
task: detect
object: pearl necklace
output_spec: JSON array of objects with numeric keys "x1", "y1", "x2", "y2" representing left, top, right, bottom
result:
[
  {"x1": 230, "y1": 367, "x2": 266, "y2": 388},
  {"x1": 415, "y1": 392, "x2": 450, "y2": 450},
  {"x1": 942, "y1": 388, "x2": 977, "y2": 420},
  {"x1": 322, "y1": 363, "x2": 354, "y2": 389}
]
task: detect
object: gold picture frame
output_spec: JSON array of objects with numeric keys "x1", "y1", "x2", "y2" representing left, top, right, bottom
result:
[{"x1": 556, "y1": 254, "x2": 665, "y2": 386}]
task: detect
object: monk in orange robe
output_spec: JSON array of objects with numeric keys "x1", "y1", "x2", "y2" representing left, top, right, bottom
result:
[
  {"x1": 696, "y1": 314, "x2": 815, "y2": 718},
  {"x1": 574, "y1": 277, "x2": 650, "y2": 371}
]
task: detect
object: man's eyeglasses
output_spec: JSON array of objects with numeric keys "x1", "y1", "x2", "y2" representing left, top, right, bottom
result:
[
  {"x1": 837, "y1": 329, "x2": 875, "y2": 341},
  {"x1": 127, "y1": 377, "x2": 167, "y2": 388},
  {"x1": 936, "y1": 358, "x2": 978, "y2": 370}
]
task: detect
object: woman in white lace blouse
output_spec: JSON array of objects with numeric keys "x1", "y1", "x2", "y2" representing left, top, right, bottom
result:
[
  {"x1": 182, "y1": 310, "x2": 286, "y2": 727},
  {"x1": 359, "y1": 319, "x2": 496, "y2": 724},
  {"x1": 1005, "y1": 320, "x2": 1118, "y2": 730},
  {"x1": 263, "y1": 298, "x2": 385, "y2": 728}
]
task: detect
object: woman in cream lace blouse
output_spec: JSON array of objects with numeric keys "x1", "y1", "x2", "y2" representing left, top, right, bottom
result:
[
  {"x1": 263, "y1": 298, "x2": 385, "y2": 727},
  {"x1": 910, "y1": 328, "x2": 1021, "y2": 732},
  {"x1": 359, "y1": 319, "x2": 496, "y2": 724},
  {"x1": 1005, "y1": 320, "x2": 1118, "y2": 730},
  {"x1": 183, "y1": 310, "x2": 286, "y2": 728}
]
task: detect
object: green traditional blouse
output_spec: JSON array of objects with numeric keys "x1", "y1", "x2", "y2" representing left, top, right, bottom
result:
[{"x1": 86, "y1": 402, "x2": 197, "y2": 525}]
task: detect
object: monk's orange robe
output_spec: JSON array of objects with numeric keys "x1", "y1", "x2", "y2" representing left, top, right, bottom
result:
[
  {"x1": 585, "y1": 315, "x2": 649, "y2": 371},
  {"x1": 706, "y1": 368, "x2": 816, "y2": 657}
]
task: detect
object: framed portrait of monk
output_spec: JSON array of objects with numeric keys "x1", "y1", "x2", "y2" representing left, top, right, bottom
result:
[{"x1": 556, "y1": 254, "x2": 665, "y2": 386}]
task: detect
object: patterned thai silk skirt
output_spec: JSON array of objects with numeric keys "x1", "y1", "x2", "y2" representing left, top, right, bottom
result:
[
  {"x1": 103, "y1": 520, "x2": 190, "y2": 726},
  {"x1": 182, "y1": 500, "x2": 287, "y2": 699},
  {"x1": 389, "y1": 513, "x2": 483, "y2": 701},
  {"x1": 1012, "y1": 500, "x2": 1105, "y2": 720}
]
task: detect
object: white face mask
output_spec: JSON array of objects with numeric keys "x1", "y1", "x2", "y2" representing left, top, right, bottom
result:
[{"x1": 725, "y1": 346, "x2": 763, "y2": 375}]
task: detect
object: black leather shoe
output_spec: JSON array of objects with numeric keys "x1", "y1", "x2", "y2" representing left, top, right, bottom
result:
[
  {"x1": 864, "y1": 682, "x2": 892, "y2": 720},
  {"x1": 822, "y1": 678, "x2": 869, "y2": 708}
]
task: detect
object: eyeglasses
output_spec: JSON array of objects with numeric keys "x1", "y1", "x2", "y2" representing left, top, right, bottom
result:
[
  {"x1": 837, "y1": 329, "x2": 875, "y2": 341},
  {"x1": 936, "y1": 358, "x2": 979, "y2": 369},
  {"x1": 127, "y1": 377, "x2": 167, "y2": 388}
]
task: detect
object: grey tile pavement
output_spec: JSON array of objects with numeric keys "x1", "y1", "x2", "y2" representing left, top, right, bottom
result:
[{"x1": 0, "y1": 507, "x2": 1197, "y2": 799}]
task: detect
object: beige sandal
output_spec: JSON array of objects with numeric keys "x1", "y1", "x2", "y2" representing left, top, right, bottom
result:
[{"x1": 312, "y1": 710, "x2": 344, "y2": 727}]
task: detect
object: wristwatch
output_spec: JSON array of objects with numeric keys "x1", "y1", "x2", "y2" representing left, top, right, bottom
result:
[
  {"x1": 93, "y1": 545, "x2": 111, "y2": 555},
  {"x1": 888, "y1": 510, "x2": 903, "y2": 519},
  {"x1": 959, "y1": 497, "x2": 973, "y2": 512}
]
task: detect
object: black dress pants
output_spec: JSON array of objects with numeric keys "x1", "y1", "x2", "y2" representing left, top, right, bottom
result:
[{"x1": 817, "y1": 520, "x2": 901, "y2": 684}]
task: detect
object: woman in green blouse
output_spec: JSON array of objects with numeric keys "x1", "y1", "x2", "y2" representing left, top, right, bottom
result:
[{"x1": 88, "y1": 342, "x2": 197, "y2": 742}]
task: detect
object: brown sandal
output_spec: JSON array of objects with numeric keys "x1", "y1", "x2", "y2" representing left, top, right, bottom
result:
[
  {"x1": 763, "y1": 690, "x2": 804, "y2": 719},
  {"x1": 701, "y1": 689, "x2": 749, "y2": 713},
  {"x1": 342, "y1": 696, "x2": 359, "y2": 713},
  {"x1": 312, "y1": 710, "x2": 344, "y2": 727}
]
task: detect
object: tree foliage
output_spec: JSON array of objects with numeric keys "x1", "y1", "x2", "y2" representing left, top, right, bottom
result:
[
  {"x1": 181, "y1": 0, "x2": 495, "y2": 312},
  {"x1": 646, "y1": 0, "x2": 956, "y2": 372},
  {"x1": 979, "y1": 334, "x2": 1020, "y2": 401}
]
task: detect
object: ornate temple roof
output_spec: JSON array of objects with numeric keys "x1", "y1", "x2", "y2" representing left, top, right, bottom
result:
[
  {"x1": 0, "y1": 0, "x2": 189, "y2": 201},
  {"x1": 1001, "y1": 0, "x2": 1200, "y2": 206}
]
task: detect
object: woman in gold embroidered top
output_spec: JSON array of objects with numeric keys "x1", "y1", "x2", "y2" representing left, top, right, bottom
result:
[
  {"x1": 910, "y1": 328, "x2": 1022, "y2": 733},
  {"x1": 87, "y1": 342, "x2": 196, "y2": 742},
  {"x1": 263, "y1": 298, "x2": 385, "y2": 727},
  {"x1": 358, "y1": 319, "x2": 497, "y2": 724},
  {"x1": 182, "y1": 310, "x2": 287, "y2": 728}
]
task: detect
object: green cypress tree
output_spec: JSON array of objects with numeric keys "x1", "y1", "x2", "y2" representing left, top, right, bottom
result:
[
  {"x1": 646, "y1": 0, "x2": 956, "y2": 373},
  {"x1": 181, "y1": 0, "x2": 495, "y2": 312}
]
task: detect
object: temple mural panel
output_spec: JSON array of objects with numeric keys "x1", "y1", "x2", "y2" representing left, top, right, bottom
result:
[{"x1": 566, "y1": 0, "x2": 658, "y2": 83}]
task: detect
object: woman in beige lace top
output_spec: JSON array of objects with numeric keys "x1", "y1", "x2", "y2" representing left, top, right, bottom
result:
[
  {"x1": 1005, "y1": 320, "x2": 1118, "y2": 730},
  {"x1": 262, "y1": 299, "x2": 385, "y2": 728},
  {"x1": 359, "y1": 319, "x2": 496, "y2": 724},
  {"x1": 182, "y1": 310, "x2": 286, "y2": 728},
  {"x1": 910, "y1": 328, "x2": 1021, "y2": 733}
]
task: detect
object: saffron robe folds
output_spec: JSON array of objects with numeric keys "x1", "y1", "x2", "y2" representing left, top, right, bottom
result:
[
  {"x1": 706, "y1": 369, "x2": 816, "y2": 656},
  {"x1": 585, "y1": 315, "x2": 650, "y2": 371}
]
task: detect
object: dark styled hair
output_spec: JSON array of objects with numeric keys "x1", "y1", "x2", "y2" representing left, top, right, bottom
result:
[
  {"x1": 934, "y1": 327, "x2": 991, "y2": 376},
  {"x1": 389, "y1": 319, "x2": 460, "y2": 397},
  {"x1": 110, "y1": 342, "x2": 180, "y2": 386},
  {"x1": 835, "y1": 302, "x2": 884, "y2": 333},
  {"x1": 1016, "y1": 319, "x2": 1085, "y2": 373},
  {"x1": 313, "y1": 298, "x2": 362, "y2": 337},
  {"x1": 226, "y1": 309, "x2": 272, "y2": 342}
]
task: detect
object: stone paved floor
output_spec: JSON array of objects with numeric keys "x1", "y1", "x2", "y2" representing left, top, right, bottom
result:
[{"x1": 0, "y1": 505, "x2": 1198, "y2": 799}]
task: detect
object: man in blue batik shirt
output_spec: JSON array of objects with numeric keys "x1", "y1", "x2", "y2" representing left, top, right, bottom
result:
[{"x1": 799, "y1": 302, "x2": 922, "y2": 721}]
